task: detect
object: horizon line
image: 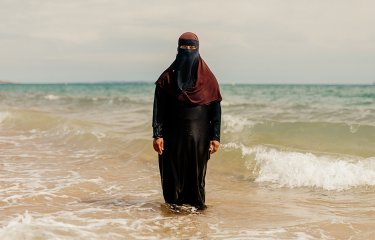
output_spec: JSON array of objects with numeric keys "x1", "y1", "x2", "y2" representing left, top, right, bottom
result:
[{"x1": 1, "y1": 80, "x2": 374, "y2": 86}]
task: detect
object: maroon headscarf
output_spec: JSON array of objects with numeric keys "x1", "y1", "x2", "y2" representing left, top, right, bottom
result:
[{"x1": 156, "y1": 32, "x2": 222, "y2": 105}]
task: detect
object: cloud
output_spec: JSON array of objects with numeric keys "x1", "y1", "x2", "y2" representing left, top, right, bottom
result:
[{"x1": 0, "y1": 0, "x2": 374, "y2": 83}]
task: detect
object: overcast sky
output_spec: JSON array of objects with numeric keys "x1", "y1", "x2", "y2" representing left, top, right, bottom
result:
[{"x1": 1, "y1": 0, "x2": 374, "y2": 84}]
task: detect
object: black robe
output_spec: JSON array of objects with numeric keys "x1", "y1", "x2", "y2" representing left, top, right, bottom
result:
[{"x1": 152, "y1": 85, "x2": 221, "y2": 209}]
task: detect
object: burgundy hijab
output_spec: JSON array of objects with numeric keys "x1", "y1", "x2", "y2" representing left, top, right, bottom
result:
[{"x1": 156, "y1": 32, "x2": 222, "y2": 105}]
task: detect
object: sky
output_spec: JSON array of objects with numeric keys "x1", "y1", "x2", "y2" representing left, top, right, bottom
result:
[{"x1": 0, "y1": 0, "x2": 374, "y2": 84}]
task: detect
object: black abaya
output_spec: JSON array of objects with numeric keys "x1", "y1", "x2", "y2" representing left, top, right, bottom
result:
[{"x1": 152, "y1": 86, "x2": 221, "y2": 209}]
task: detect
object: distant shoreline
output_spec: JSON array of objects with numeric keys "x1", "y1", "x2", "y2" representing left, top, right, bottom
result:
[{"x1": 0, "y1": 80, "x2": 14, "y2": 84}]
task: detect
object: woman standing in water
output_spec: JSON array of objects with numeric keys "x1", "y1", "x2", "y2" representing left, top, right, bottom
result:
[{"x1": 152, "y1": 32, "x2": 222, "y2": 210}]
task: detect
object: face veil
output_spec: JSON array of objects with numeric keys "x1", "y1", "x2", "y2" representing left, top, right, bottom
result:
[{"x1": 173, "y1": 45, "x2": 199, "y2": 91}]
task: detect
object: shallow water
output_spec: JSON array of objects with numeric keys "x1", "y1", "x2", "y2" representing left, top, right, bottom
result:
[{"x1": 1, "y1": 83, "x2": 374, "y2": 239}]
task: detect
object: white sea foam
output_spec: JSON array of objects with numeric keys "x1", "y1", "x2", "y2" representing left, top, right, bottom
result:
[
  {"x1": 223, "y1": 143, "x2": 375, "y2": 190},
  {"x1": 208, "y1": 223, "x2": 326, "y2": 240},
  {"x1": 0, "y1": 210, "x2": 202, "y2": 239},
  {"x1": 0, "y1": 211, "x2": 125, "y2": 240},
  {"x1": 0, "y1": 159, "x2": 105, "y2": 206},
  {"x1": 44, "y1": 94, "x2": 60, "y2": 100},
  {"x1": 91, "y1": 131, "x2": 106, "y2": 141},
  {"x1": 0, "y1": 111, "x2": 9, "y2": 124},
  {"x1": 208, "y1": 223, "x2": 288, "y2": 239},
  {"x1": 223, "y1": 114, "x2": 258, "y2": 133},
  {"x1": 348, "y1": 123, "x2": 361, "y2": 133}
]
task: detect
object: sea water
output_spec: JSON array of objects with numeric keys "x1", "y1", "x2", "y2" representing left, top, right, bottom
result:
[{"x1": 0, "y1": 83, "x2": 374, "y2": 239}]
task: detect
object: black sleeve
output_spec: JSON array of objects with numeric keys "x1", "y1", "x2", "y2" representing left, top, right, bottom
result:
[
  {"x1": 210, "y1": 101, "x2": 221, "y2": 142},
  {"x1": 152, "y1": 86, "x2": 164, "y2": 138}
]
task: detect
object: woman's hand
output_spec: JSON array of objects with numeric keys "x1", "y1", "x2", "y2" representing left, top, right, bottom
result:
[
  {"x1": 209, "y1": 140, "x2": 220, "y2": 154},
  {"x1": 153, "y1": 137, "x2": 164, "y2": 155}
]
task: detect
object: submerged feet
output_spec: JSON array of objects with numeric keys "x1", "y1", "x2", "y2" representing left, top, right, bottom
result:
[
  {"x1": 165, "y1": 203, "x2": 207, "y2": 214},
  {"x1": 195, "y1": 203, "x2": 207, "y2": 211}
]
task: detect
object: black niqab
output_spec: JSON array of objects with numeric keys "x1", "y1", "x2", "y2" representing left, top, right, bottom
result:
[{"x1": 172, "y1": 39, "x2": 199, "y2": 91}]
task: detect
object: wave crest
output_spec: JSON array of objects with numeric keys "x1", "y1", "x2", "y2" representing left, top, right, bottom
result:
[{"x1": 223, "y1": 143, "x2": 375, "y2": 190}]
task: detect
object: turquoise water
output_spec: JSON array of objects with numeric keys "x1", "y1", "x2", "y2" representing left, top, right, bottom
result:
[{"x1": 1, "y1": 83, "x2": 374, "y2": 239}]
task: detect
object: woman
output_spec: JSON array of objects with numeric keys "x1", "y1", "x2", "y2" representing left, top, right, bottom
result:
[{"x1": 152, "y1": 32, "x2": 222, "y2": 210}]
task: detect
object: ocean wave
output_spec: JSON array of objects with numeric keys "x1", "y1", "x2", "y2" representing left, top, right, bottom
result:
[
  {"x1": 0, "y1": 110, "x2": 112, "y2": 146},
  {"x1": 222, "y1": 120, "x2": 375, "y2": 157},
  {"x1": 1, "y1": 110, "x2": 63, "y2": 131},
  {"x1": 223, "y1": 143, "x2": 375, "y2": 190},
  {"x1": 0, "y1": 108, "x2": 152, "y2": 153}
]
